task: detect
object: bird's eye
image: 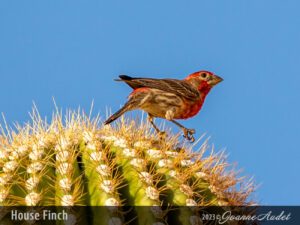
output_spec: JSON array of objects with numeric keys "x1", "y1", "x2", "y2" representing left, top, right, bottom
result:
[{"x1": 201, "y1": 73, "x2": 207, "y2": 78}]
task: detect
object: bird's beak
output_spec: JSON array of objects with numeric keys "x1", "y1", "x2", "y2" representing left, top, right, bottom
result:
[{"x1": 212, "y1": 74, "x2": 223, "y2": 85}]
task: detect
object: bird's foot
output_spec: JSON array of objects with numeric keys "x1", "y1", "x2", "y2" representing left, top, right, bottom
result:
[
  {"x1": 183, "y1": 128, "x2": 196, "y2": 143},
  {"x1": 157, "y1": 131, "x2": 168, "y2": 139}
]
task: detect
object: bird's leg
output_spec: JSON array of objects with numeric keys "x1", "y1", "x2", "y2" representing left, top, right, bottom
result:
[
  {"x1": 147, "y1": 114, "x2": 167, "y2": 138},
  {"x1": 170, "y1": 120, "x2": 196, "y2": 143}
]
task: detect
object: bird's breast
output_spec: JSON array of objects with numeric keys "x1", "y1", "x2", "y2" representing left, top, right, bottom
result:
[{"x1": 175, "y1": 99, "x2": 204, "y2": 119}]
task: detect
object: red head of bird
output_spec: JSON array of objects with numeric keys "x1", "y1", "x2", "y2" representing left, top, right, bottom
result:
[{"x1": 184, "y1": 71, "x2": 223, "y2": 96}]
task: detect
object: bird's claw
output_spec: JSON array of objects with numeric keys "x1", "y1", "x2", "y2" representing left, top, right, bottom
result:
[
  {"x1": 158, "y1": 131, "x2": 168, "y2": 139},
  {"x1": 183, "y1": 128, "x2": 196, "y2": 143}
]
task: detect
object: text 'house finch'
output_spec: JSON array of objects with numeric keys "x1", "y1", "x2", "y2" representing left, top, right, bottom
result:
[{"x1": 105, "y1": 71, "x2": 223, "y2": 142}]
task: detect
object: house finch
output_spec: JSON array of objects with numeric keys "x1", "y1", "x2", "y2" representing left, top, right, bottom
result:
[{"x1": 105, "y1": 71, "x2": 223, "y2": 142}]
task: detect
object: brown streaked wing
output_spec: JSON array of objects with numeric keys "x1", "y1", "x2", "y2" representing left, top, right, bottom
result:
[{"x1": 123, "y1": 78, "x2": 200, "y2": 101}]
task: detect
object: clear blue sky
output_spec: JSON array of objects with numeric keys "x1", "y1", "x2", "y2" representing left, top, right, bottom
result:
[{"x1": 0, "y1": 1, "x2": 299, "y2": 205}]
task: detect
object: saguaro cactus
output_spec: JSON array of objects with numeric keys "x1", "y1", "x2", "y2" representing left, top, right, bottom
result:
[{"x1": 0, "y1": 109, "x2": 257, "y2": 224}]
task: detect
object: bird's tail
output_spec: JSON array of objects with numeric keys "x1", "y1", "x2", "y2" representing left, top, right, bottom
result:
[
  {"x1": 114, "y1": 75, "x2": 133, "y2": 82},
  {"x1": 104, "y1": 102, "x2": 132, "y2": 125}
]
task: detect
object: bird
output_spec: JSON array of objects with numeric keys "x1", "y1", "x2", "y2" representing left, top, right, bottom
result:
[{"x1": 104, "y1": 71, "x2": 223, "y2": 142}]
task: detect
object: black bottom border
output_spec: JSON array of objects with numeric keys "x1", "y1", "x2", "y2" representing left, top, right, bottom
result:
[{"x1": 0, "y1": 206, "x2": 299, "y2": 225}]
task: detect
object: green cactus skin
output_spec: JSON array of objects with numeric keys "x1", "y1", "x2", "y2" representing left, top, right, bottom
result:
[{"x1": 0, "y1": 109, "x2": 257, "y2": 225}]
